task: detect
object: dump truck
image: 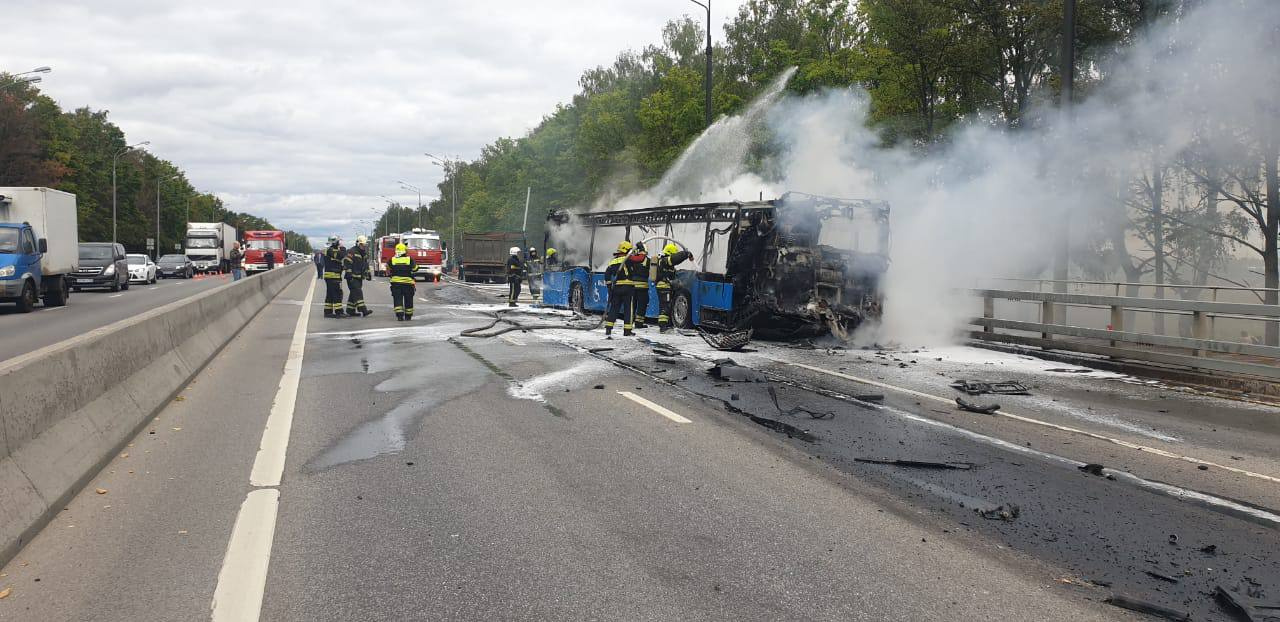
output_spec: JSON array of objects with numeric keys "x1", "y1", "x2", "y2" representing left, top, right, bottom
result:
[{"x1": 460, "y1": 232, "x2": 526, "y2": 283}]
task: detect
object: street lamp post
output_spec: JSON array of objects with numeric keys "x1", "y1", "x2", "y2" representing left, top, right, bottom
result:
[
  {"x1": 112, "y1": 141, "x2": 149, "y2": 244},
  {"x1": 1, "y1": 66, "x2": 51, "y2": 91},
  {"x1": 425, "y1": 153, "x2": 459, "y2": 265},
  {"x1": 157, "y1": 174, "x2": 179, "y2": 260},
  {"x1": 690, "y1": 0, "x2": 712, "y2": 128},
  {"x1": 398, "y1": 181, "x2": 423, "y2": 229},
  {"x1": 379, "y1": 196, "x2": 401, "y2": 233}
]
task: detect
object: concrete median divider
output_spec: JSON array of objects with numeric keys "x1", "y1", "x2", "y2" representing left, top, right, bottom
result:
[{"x1": 0, "y1": 263, "x2": 309, "y2": 566}]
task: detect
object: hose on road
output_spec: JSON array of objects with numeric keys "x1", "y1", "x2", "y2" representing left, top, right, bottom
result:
[{"x1": 459, "y1": 307, "x2": 604, "y2": 338}]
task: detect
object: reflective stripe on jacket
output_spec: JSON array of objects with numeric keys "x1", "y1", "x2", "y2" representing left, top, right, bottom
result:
[
  {"x1": 388, "y1": 255, "x2": 416, "y2": 284},
  {"x1": 322, "y1": 246, "x2": 345, "y2": 279}
]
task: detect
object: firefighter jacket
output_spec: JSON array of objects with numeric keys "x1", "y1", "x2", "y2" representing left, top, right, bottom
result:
[
  {"x1": 388, "y1": 254, "x2": 417, "y2": 285},
  {"x1": 505, "y1": 255, "x2": 526, "y2": 279},
  {"x1": 615, "y1": 253, "x2": 648, "y2": 288},
  {"x1": 604, "y1": 254, "x2": 626, "y2": 288},
  {"x1": 343, "y1": 246, "x2": 372, "y2": 280},
  {"x1": 655, "y1": 250, "x2": 692, "y2": 289},
  {"x1": 322, "y1": 245, "x2": 345, "y2": 279}
]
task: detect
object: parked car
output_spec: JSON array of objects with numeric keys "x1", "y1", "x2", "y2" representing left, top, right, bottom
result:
[
  {"x1": 72, "y1": 243, "x2": 129, "y2": 292},
  {"x1": 126, "y1": 254, "x2": 157, "y2": 284},
  {"x1": 156, "y1": 254, "x2": 194, "y2": 279}
]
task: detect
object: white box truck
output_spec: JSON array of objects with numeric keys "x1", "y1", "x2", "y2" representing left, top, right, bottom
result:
[
  {"x1": 185, "y1": 222, "x2": 236, "y2": 273},
  {"x1": 0, "y1": 187, "x2": 78, "y2": 311}
]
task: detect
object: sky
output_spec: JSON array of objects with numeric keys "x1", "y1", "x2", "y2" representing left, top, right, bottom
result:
[{"x1": 7, "y1": 0, "x2": 739, "y2": 244}]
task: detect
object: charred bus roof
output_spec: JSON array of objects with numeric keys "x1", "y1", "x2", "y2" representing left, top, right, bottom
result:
[{"x1": 547, "y1": 192, "x2": 889, "y2": 230}]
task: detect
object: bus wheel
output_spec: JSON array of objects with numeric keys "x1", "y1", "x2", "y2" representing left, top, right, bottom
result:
[
  {"x1": 671, "y1": 290, "x2": 693, "y2": 329},
  {"x1": 569, "y1": 282, "x2": 585, "y2": 315}
]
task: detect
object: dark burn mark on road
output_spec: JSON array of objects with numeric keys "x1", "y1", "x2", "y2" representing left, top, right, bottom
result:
[{"x1": 447, "y1": 337, "x2": 567, "y2": 419}]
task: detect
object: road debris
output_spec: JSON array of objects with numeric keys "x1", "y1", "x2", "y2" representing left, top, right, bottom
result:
[
  {"x1": 854, "y1": 458, "x2": 973, "y2": 470},
  {"x1": 1105, "y1": 594, "x2": 1191, "y2": 621},
  {"x1": 708, "y1": 359, "x2": 766, "y2": 383},
  {"x1": 976, "y1": 504, "x2": 1020, "y2": 521},
  {"x1": 1147, "y1": 570, "x2": 1181, "y2": 584},
  {"x1": 1079, "y1": 463, "x2": 1106, "y2": 476},
  {"x1": 1215, "y1": 586, "x2": 1262, "y2": 622},
  {"x1": 698, "y1": 328, "x2": 752, "y2": 351},
  {"x1": 955, "y1": 397, "x2": 1000, "y2": 414},
  {"x1": 768, "y1": 387, "x2": 836, "y2": 419},
  {"x1": 0, "y1": 587, "x2": 9, "y2": 599},
  {"x1": 950, "y1": 380, "x2": 1030, "y2": 396},
  {"x1": 95, "y1": 488, "x2": 107, "y2": 495}
]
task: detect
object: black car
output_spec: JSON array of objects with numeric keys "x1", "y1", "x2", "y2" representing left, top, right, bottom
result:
[
  {"x1": 72, "y1": 243, "x2": 130, "y2": 292},
  {"x1": 156, "y1": 254, "x2": 194, "y2": 279}
]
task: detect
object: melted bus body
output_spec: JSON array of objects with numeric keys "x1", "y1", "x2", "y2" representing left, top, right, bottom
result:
[{"x1": 540, "y1": 193, "x2": 890, "y2": 337}]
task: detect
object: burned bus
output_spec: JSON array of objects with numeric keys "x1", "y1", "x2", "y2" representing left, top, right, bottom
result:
[{"x1": 541, "y1": 192, "x2": 891, "y2": 338}]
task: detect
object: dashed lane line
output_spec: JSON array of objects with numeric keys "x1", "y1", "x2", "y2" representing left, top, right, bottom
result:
[
  {"x1": 211, "y1": 278, "x2": 316, "y2": 621},
  {"x1": 618, "y1": 391, "x2": 692, "y2": 424},
  {"x1": 785, "y1": 361, "x2": 1280, "y2": 486}
]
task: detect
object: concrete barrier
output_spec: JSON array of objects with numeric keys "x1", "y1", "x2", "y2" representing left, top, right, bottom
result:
[{"x1": 0, "y1": 264, "x2": 308, "y2": 566}]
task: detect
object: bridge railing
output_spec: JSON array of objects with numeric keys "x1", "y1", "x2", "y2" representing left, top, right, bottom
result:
[{"x1": 969, "y1": 288, "x2": 1280, "y2": 381}]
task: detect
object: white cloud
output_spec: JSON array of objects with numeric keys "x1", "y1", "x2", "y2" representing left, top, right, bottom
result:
[{"x1": 7, "y1": 0, "x2": 738, "y2": 239}]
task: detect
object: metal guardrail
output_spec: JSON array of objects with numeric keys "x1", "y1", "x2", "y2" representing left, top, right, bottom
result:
[{"x1": 970, "y1": 288, "x2": 1280, "y2": 381}]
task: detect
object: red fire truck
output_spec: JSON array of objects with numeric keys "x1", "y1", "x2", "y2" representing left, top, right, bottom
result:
[
  {"x1": 243, "y1": 230, "x2": 286, "y2": 274},
  {"x1": 375, "y1": 234, "x2": 400, "y2": 277},
  {"x1": 401, "y1": 229, "x2": 446, "y2": 281}
]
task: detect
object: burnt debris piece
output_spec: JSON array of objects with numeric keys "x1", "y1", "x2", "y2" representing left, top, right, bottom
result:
[
  {"x1": 699, "y1": 328, "x2": 753, "y2": 351},
  {"x1": 955, "y1": 397, "x2": 1001, "y2": 414},
  {"x1": 950, "y1": 380, "x2": 1030, "y2": 396},
  {"x1": 708, "y1": 359, "x2": 767, "y2": 383},
  {"x1": 854, "y1": 458, "x2": 973, "y2": 470},
  {"x1": 976, "y1": 504, "x2": 1020, "y2": 521},
  {"x1": 1105, "y1": 594, "x2": 1192, "y2": 621},
  {"x1": 1214, "y1": 586, "x2": 1262, "y2": 622},
  {"x1": 768, "y1": 386, "x2": 836, "y2": 419}
]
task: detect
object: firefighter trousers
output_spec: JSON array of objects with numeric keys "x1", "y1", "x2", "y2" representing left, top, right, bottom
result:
[
  {"x1": 632, "y1": 285, "x2": 649, "y2": 328},
  {"x1": 391, "y1": 283, "x2": 415, "y2": 320},
  {"x1": 507, "y1": 277, "x2": 522, "y2": 305},
  {"x1": 345, "y1": 277, "x2": 368, "y2": 315},
  {"x1": 657, "y1": 287, "x2": 673, "y2": 328},
  {"x1": 605, "y1": 287, "x2": 633, "y2": 331},
  {"x1": 324, "y1": 278, "x2": 344, "y2": 316}
]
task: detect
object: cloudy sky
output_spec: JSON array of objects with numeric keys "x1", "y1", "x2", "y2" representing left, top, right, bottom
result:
[{"x1": 8, "y1": 1, "x2": 738, "y2": 243}]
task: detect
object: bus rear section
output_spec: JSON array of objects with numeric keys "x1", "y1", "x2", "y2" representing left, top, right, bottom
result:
[{"x1": 243, "y1": 230, "x2": 286, "y2": 273}]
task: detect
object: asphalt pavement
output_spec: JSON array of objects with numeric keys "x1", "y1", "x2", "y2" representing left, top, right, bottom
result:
[
  {"x1": 0, "y1": 271, "x2": 235, "y2": 363},
  {"x1": 2, "y1": 275, "x2": 1277, "y2": 621}
]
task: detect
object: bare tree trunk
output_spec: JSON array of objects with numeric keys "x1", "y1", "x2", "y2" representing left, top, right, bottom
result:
[
  {"x1": 1152, "y1": 153, "x2": 1167, "y2": 335},
  {"x1": 1264, "y1": 138, "x2": 1279, "y2": 346}
]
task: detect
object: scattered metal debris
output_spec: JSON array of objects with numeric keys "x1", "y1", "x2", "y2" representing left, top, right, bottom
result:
[
  {"x1": 1215, "y1": 586, "x2": 1260, "y2": 622},
  {"x1": 698, "y1": 328, "x2": 753, "y2": 351},
  {"x1": 1105, "y1": 594, "x2": 1191, "y2": 621},
  {"x1": 767, "y1": 387, "x2": 836, "y2": 419},
  {"x1": 588, "y1": 347, "x2": 614, "y2": 354},
  {"x1": 955, "y1": 398, "x2": 1001, "y2": 414},
  {"x1": 656, "y1": 357, "x2": 680, "y2": 364},
  {"x1": 1147, "y1": 570, "x2": 1181, "y2": 584},
  {"x1": 854, "y1": 458, "x2": 973, "y2": 470},
  {"x1": 950, "y1": 380, "x2": 1030, "y2": 396},
  {"x1": 708, "y1": 359, "x2": 766, "y2": 383},
  {"x1": 976, "y1": 504, "x2": 1020, "y2": 521}
]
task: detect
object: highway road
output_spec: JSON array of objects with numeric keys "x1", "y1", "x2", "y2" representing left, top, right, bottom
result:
[
  {"x1": 0, "y1": 271, "x2": 259, "y2": 363},
  {"x1": 1, "y1": 276, "x2": 1277, "y2": 621}
]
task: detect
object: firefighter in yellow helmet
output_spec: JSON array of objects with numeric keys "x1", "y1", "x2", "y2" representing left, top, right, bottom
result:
[
  {"x1": 603, "y1": 240, "x2": 635, "y2": 337},
  {"x1": 342, "y1": 235, "x2": 374, "y2": 317},
  {"x1": 388, "y1": 242, "x2": 418, "y2": 321},
  {"x1": 656, "y1": 242, "x2": 693, "y2": 332},
  {"x1": 544, "y1": 247, "x2": 559, "y2": 268},
  {"x1": 322, "y1": 235, "x2": 347, "y2": 318}
]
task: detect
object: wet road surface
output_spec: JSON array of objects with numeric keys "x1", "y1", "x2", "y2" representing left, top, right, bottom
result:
[{"x1": 2, "y1": 277, "x2": 1277, "y2": 620}]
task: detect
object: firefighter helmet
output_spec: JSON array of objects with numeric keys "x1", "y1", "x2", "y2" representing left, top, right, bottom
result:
[
  {"x1": 395, "y1": 242, "x2": 407, "y2": 253},
  {"x1": 545, "y1": 248, "x2": 557, "y2": 257},
  {"x1": 616, "y1": 240, "x2": 632, "y2": 254},
  {"x1": 664, "y1": 243, "x2": 679, "y2": 255},
  {"x1": 355, "y1": 235, "x2": 368, "y2": 245},
  {"x1": 509, "y1": 246, "x2": 521, "y2": 255},
  {"x1": 327, "y1": 234, "x2": 340, "y2": 245}
]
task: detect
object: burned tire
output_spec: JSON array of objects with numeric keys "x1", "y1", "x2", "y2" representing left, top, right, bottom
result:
[
  {"x1": 569, "y1": 282, "x2": 585, "y2": 315},
  {"x1": 671, "y1": 290, "x2": 693, "y2": 329}
]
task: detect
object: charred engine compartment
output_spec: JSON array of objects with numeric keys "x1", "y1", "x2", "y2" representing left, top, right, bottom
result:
[{"x1": 732, "y1": 194, "x2": 890, "y2": 338}]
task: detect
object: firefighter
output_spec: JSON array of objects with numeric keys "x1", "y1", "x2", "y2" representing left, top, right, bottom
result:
[
  {"x1": 388, "y1": 242, "x2": 417, "y2": 321},
  {"x1": 545, "y1": 247, "x2": 559, "y2": 268},
  {"x1": 656, "y1": 242, "x2": 694, "y2": 332},
  {"x1": 343, "y1": 235, "x2": 374, "y2": 317},
  {"x1": 603, "y1": 240, "x2": 634, "y2": 337},
  {"x1": 322, "y1": 235, "x2": 347, "y2": 318},
  {"x1": 628, "y1": 242, "x2": 651, "y2": 330},
  {"x1": 506, "y1": 246, "x2": 526, "y2": 307}
]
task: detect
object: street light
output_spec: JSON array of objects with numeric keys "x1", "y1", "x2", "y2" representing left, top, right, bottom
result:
[
  {"x1": 690, "y1": 0, "x2": 712, "y2": 129},
  {"x1": 398, "y1": 181, "x2": 423, "y2": 229},
  {"x1": 157, "y1": 174, "x2": 180, "y2": 259},
  {"x1": 112, "y1": 141, "x2": 150, "y2": 244},
  {"x1": 1, "y1": 67, "x2": 52, "y2": 92},
  {"x1": 425, "y1": 152, "x2": 459, "y2": 263},
  {"x1": 379, "y1": 195, "x2": 400, "y2": 233}
]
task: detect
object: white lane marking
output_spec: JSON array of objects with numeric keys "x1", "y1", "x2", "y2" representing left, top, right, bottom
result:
[
  {"x1": 786, "y1": 362, "x2": 1280, "y2": 485},
  {"x1": 148, "y1": 286, "x2": 159, "y2": 291},
  {"x1": 44, "y1": 306, "x2": 67, "y2": 311},
  {"x1": 618, "y1": 391, "x2": 692, "y2": 424},
  {"x1": 210, "y1": 489, "x2": 280, "y2": 621},
  {"x1": 108, "y1": 293, "x2": 124, "y2": 298},
  {"x1": 249, "y1": 279, "x2": 316, "y2": 487}
]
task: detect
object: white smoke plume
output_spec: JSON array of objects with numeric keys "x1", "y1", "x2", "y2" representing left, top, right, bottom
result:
[{"x1": 557, "y1": 0, "x2": 1278, "y2": 344}]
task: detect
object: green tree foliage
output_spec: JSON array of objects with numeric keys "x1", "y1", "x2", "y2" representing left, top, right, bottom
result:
[{"x1": 0, "y1": 75, "x2": 309, "y2": 255}]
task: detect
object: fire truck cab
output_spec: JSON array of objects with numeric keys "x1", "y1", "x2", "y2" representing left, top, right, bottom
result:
[
  {"x1": 399, "y1": 229, "x2": 446, "y2": 281},
  {"x1": 375, "y1": 234, "x2": 400, "y2": 277},
  {"x1": 242, "y1": 230, "x2": 286, "y2": 274}
]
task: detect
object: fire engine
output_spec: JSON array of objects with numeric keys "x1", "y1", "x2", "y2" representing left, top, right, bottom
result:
[
  {"x1": 242, "y1": 230, "x2": 286, "y2": 274},
  {"x1": 399, "y1": 229, "x2": 446, "y2": 281}
]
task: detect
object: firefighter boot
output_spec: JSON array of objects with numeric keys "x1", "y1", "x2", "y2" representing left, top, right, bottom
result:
[
  {"x1": 361, "y1": 308, "x2": 373, "y2": 317},
  {"x1": 623, "y1": 328, "x2": 635, "y2": 337},
  {"x1": 605, "y1": 325, "x2": 613, "y2": 339}
]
